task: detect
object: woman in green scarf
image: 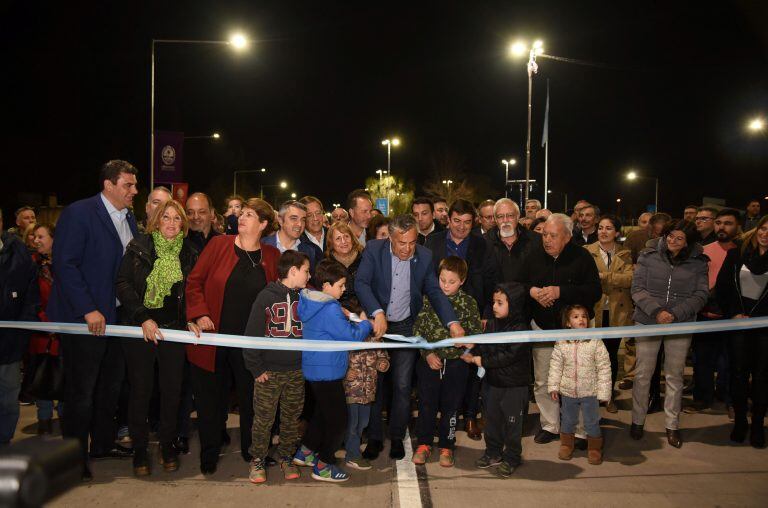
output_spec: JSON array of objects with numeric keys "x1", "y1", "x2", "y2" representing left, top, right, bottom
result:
[{"x1": 116, "y1": 199, "x2": 199, "y2": 476}]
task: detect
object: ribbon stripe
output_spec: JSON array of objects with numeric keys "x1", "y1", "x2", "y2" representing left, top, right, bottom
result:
[{"x1": 2, "y1": 317, "x2": 768, "y2": 352}]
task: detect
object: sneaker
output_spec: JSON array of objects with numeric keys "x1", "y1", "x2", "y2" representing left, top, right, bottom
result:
[
  {"x1": 281, "y1": 458, "x2": 300, "y2": 480},
  {"x1": 438, "y1": 448, "x2": 454, "y2": 468},
  {"x1": 475, "y1": 454, "x2": 503, "y2": 469},
  {"x1": 345, "y1": 457, "x2": 372, "y2": 470},
  {"x1": 293, "y1": 446, "x2": 317, "y2": 467},
  {"x1": 311, "y1": 463, "x2": 350, "y2": 483},
  {"x1": 249, "y1": 458, "x2": 267, "y2": 484},
  {"x1": 497, "y1": 460, "x2": 516, "y2": 478},
  {"x1": 412, "y1": 444, "x2": 431, "y2": 465}
]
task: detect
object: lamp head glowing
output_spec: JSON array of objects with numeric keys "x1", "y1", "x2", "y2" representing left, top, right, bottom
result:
[
  {"x1": 626, "y1": 171, "x2": 638, "y2": 181},
  {"x1": 290, "y1": 192, "x2": 297, "y2": 199},
  {"x1": 212, "y1": 132, "x2": 220, "y2": 139},
  {"x1": 748, "y1": 117, "x2": 765, "y2": 132},
  {"x1": 279, "y1": 181, "x2": 287, "y2": 189},
  {"x1": 509, "y1": 158, "x2": 517, "y2": 165},
  {"x1": 391, "y1": 138, "x2": 400, "y2": 146},
  {"x1": 229, "y1": 33, "x2": 248, "y2": 50},
  {"x1": 260, "y1": 168, "x2": 266, "y2": 172},
  {"x1": 509, "y1": 41, "x2": 527, "y2": 57}
]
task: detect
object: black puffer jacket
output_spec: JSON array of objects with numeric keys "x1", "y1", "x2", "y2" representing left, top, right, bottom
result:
[
  {"x1": 115, "y1": 233, "x2": 199, "y2": 328},
  {"x1": 0, "y1": 232, "x2": 39, "y2": 364},
  {"x1": 475, "y1": 282, "x2": 531, "y2": 388},
  {"x1": 631, "y1": 238, "x2": 709, "y2": 324},
  {"x1": 715, "y1": 245, "x2": 768, "y2": 318}
]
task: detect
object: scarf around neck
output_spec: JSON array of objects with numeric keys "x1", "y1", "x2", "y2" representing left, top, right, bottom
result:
[{"x1": 144, "y1": 231, "x2": 184, "y2": 309}]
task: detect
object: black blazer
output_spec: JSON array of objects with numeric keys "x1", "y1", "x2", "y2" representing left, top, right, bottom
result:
[{"x1": 424, "y1": 230, "x2": 495, "y2": 314}]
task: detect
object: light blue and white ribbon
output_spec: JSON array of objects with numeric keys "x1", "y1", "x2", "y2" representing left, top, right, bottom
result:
[{"x1": 2, "y1": 317, "x2": 767, "y2": 352}]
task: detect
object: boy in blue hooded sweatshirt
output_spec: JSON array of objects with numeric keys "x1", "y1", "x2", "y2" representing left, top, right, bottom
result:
[{"x1": 293, "y1": 259, "x2": 373, "y2": 483}]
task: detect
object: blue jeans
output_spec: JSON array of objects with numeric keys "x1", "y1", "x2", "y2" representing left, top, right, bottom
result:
[
  {"x1": 345, "y1": 403, "x2": 371, "y2": 460},
  {"x1": 0, "y1": 362, "x2": 22, "y2": 444},
  {"x1": 36, "y1": 400, "x2": 63, "y2": 421},
  {"x1": 561, "y1": 396, "x2": 601, "y2": 437}
]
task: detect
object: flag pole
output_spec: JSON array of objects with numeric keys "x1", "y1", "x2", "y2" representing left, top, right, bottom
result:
[{"x1": 542, "y1": 80, "x2": 550, "y2": 209}]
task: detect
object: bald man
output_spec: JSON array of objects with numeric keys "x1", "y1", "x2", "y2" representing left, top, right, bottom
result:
[{"x1": 186, "y1": 192, "x2": 219, "y2": 252}]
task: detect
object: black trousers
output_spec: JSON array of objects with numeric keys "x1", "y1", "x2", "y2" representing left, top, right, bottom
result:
[
  {"x1": 121, "y1": 338, "x2": 185, "y2": 450},
  {"x1": 303, "y1": 380, "x2": 347, "y2": 465},
  {"x1": 61, "y1": 333, "x2": 126, "y2": 462},
  {"x1": 601, "y1": 310, "x2": 621, "y2": 390},
  {"x1": 416, "y1": 358, "x2": 469, "y2": 449},
  {"x1": 729, "y1": 327, "x2": 768, "y2": 419},
  {"x1": 484, "y1": 385, "x2": 528, "y2": 466},
  {"x1": 190, "y1": 346, "x2": 254, "y2": 465}
]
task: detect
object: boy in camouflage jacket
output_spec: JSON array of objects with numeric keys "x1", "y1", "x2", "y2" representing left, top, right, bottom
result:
[{"x1": 412, "y1": 256, "x2": 482, "y2": 467}]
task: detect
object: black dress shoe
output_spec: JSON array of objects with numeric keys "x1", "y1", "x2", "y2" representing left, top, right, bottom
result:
[
  {"x1": 750, "y1": 423, "x2": 766, "y2": 449},
  {"x1": 201, "y1": 462, "x2": 217, "y2": 475},
  {"x1": 534, "y1": 430, "x2": 558, "y2": 444},
  {"x1": 389, "y1": 439, "x2": 405, "y2": 460},
  {"x1": 666, "y1": 428, "x2": 682, "y2": 448},
  {"x1": 730, "y1": 419, "x2": 748, "y2": 443},
  {"x1": 574, "y1": 438, "x2": 587, "y2": 450},
  {"x1": 630, "y1": 423, "x2": 644, "y2": 440},
  {"x1": 89, "y1": 443, "x2": 134, "y2": 459},
  {"x1": 362, "y1": 439, "x2": 383, "y2": 460},
  {"x1": 81, "y1": 466, "x2": 93, "y2": 482},
  {"x1": 172, "y1": 436, "x2": 189, "y2": 455}
]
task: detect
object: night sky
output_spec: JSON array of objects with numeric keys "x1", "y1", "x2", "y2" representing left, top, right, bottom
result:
[{"x1": 3, "y1": 1, "x2": 767, "y2": 221}]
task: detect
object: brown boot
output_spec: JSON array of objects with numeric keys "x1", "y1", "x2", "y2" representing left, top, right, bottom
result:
[
  {"x1": 465, "y1": 418, "x2": 482, "y2": 441},
  {"x1": 587, "y1": 436, "x2": 604, "y2": 465},
  {"x1": 558, "y1": 433, "x2": 575, "y2": 460}
]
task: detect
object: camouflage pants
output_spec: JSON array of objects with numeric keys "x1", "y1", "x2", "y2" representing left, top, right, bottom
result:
[{"x1": 249, "y1": 369, "x2": 305, "y2": 460}]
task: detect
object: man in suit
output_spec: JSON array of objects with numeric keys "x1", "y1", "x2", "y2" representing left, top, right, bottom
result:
[
  {"x1": 48, "y1": 160, "x2": 139, "y2": 479},
  {"x1": 355, "y1": 214, "x2": 465, "y2": 460},
  {"x1": 300, "y1": 195, "x2": 328, "y2": 253}
]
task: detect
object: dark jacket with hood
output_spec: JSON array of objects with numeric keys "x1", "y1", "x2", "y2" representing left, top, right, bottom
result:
[
  {"x1": 0, "y1": 231, "x2": 39, "y2": 364},
  {"x1": 715, "y1": 244, "x2": 768, "y2": 318},
  {"x1": 518, "y1": 239, "x2": 602, "y2": 330},
  {"x1": 484, "y1": 225, "x2": 538, "y2": 285},
  {"x1": 115, "y1": 233, "x2": 199, "y2": 328},
  {"x1": 243, "y1": 281, "x2": 303, "y2": 378},
  {"x1": 474, "y1": 282, "x2": 532, "y2": 388},
  {"x1": 631, "y1": 237, "x2": 709, "y2": 325}
]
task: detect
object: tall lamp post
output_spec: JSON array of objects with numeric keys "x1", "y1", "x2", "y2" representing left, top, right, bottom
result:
[
  {"x1": 375, "y1": 169, "x2": 388, "y2": 182},
  {"x1": 626, "y1": 170, "x2": 659, "y2": 213},
  {"x1": 501, "y1": 158, "x2": 517, "y2": 198},
  {"x1": 233, "y1": 167, "x2": 266, "y2": 195},
  {"x1": 381, "y1": 138, "x2": 400, "y2": 174},
  {"x1": 151, "y1": 33, "x2": 249, "y2": 191},
  {"x1": 509, "y1": 40, "x2": 544, "y2": 202}
]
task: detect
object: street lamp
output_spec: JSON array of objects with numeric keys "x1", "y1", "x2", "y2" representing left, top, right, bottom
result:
[
  {"x1": 381, "y1": 137, "x2": 401, "y2": 174},
  {"x1": 375, "y1": 169, "x2": 388, "y2": 182},
  {"x1": 442, "y1": 179, "x2": 454, "y2": 191},
  {"x1": 184, "y1": 132, "x2": 221, "y2": 140},
  {"x1": 626, "y1": 170, "x2": 659, "y2": 213},
  {"x1": 501, "y1": 158, "x2": 517, "y2": 198},
  {"x1": 290, "y1": 192, "x2": 297, "y2": 199},
  {"x1": 508, "y1": 39, "x2": 545, "y2": 203},
  {"x1": 150, "y1": 33, "x2": 251, "y2": 190},
  {"x1": 748, "y1": 117, "x2": 765, "y2": 133},
  {"x1": 233, "y1": 167, "x2": 267, "y2": 195}
]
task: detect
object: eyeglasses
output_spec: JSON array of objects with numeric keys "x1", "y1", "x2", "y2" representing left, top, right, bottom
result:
[
  {"x1": 694, "y1": 216, "x2": 713, "y2": 222},
  {"x1": 495, "y1": 213, "x2": 518, "y2": 221}
]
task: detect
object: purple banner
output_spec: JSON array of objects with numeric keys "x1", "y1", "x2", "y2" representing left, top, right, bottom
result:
[{"x1": 154, "y1": 130, "x2": 184, "y2": 183}]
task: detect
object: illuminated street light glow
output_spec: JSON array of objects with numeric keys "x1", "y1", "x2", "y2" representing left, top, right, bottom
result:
[
  {"x1": 748, "y1": 117, "x2": 765, "y2": 132},
  {"x1": 229, "y1": 32, "x2": 249, "y2": 50},
  {"x1": 212, "y1": 132, "x2": 220, "y2": 139},
  {"x1": 290, "y1": 192, "x2": 297, "y2": 199},
  {"x1": 279, "y1": 181, "x2": 288, "y2": 189},
  {"x1": 626, "y1": 171, "x2": 638, "y2": 181},
  {"x1": 260, "y1": 168, "x2": 266, "y2": 172},
  {"x1": 509, "y1": 41, "x2": 527, "y2": 57}
]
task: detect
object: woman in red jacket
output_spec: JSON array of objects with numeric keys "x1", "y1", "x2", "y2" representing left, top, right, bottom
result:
[
  {"x1": 28, "y1": 223, "x2": 59, "y2": 435},
  {"x1": 186, "y1": 198, "x2": 280, "y2": 475}
]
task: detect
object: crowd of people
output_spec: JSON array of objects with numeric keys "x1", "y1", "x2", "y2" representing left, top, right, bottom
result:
[{"x1": 0, "y1": 159, "x2": 766, "y2": 484}]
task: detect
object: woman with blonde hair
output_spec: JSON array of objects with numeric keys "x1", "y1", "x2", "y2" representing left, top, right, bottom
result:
[
  {"x1": 326, "y1": 221, "x2": 364, "y2": 311},
  {"x1": 116, "y1": 200, "x2": 199, "y2": 476}
]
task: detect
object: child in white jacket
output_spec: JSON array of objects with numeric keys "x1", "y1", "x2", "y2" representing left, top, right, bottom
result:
[{"x1": 548, "y1": 304, "x2": 612, "y2": 465}]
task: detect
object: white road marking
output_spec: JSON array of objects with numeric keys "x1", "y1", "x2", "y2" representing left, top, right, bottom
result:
[{"x1": 394, "y1": 429, "x2": 423, "y2": 508}]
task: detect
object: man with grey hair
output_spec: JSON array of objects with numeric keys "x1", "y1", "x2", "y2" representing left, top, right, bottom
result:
[
  {"x1": 485, "y1": 198, "x2": 539, "y2": 284},
  {"x1": 262, "y1": 199, "x2": 322, "y2": 272},
  {"x1": 519, "y1": 213, "x2": 602, "y2": 446},
  {"x1": 524, "y1": 199, "x2": 542, "y2": 220},
  {"x1": 356, "y1": 214, "x2": 465, "y2": 460}
]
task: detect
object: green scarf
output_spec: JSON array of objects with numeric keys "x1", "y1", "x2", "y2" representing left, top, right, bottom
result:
[{"x1": 144, "y1": 231, "x2": 184, "y2": 309}]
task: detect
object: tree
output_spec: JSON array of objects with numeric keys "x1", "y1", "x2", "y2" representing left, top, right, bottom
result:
[
  {"x1": 365, "y1": 174, "x2": 414, "y2": 216},
  {"x1": 422, "y1": 149, "x2": 496, "y2": 204}
]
